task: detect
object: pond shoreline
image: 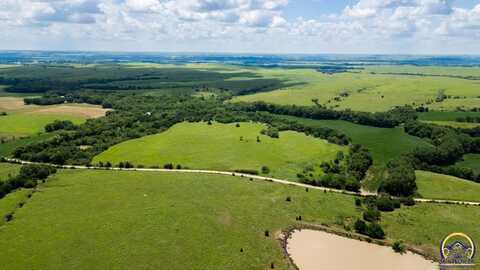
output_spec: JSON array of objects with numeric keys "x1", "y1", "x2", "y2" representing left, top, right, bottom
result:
[{"x1": 279, "y1": 223, "x2": 438, "y2": 270}]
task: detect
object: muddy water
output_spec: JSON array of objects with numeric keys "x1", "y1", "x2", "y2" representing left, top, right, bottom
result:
[{"x1": 287, "y1": 229, "x2": 438, "y2": 270}]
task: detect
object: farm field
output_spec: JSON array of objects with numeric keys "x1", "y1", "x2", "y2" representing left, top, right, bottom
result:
[
  {"x1": 0, "y1": 97, "x2": 108, "y2": 137},
  {"x1": 0, "y1": 169, "x2": 478, "y2": 270},
  {"x1": 232, "y1": 66, "x2": 480, "y2": 112},
  {"x1": 93, "y1": 122, "x2": 346, "y2": 180},
  {"x1": 456, "y1": 154, "x2": 480, "y2": 174},
  {"x1": 280, "y1": 116, "x2": 430, "y2": 166},
  {"x1": 415, "y1": 170, "x2": 480, "y2": 202}
]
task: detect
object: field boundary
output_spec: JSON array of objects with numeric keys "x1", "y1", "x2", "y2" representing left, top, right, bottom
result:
[{"x1": 3, "y1": 158, "x2": 480, "y2": 206}]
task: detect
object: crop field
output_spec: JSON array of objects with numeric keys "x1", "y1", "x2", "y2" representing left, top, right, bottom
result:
[
  {"x1": 280, "y1": 116, "x2": 430, "y2": 166},
  {"x1": 415, "y1": 170, "x2": 480, "y2": 202},
  {"x1": 0, "y1": 97, "x2": 108, "y2": 137},
  {"x1": 456, "y1": 154, "x2": 480, "y2": 174},
  {"x1": 232, "y1": 66, "x2": 480, "y2": 112},
  {"x1": 94, "y1": 122, "x2": 345, "y2": 180},
  {"x1": 0, "y1": 169, "x2": 478, "y2": 270}
]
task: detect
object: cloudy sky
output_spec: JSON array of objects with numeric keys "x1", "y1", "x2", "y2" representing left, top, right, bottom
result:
[{"x1": 1, "y1": 0, "x2": 479, "y2": 54}]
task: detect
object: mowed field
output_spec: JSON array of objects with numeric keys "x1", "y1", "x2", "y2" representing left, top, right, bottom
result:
[
  {"x1": 232, "y1": 66, "x2": 480, "y2": 112},
  {"x1": 415, "y1": 170, "x2": 480, "y2": 202},
  {"x1": 0, "y1": 97, "x2": 108, "y2": 137},
  {"x1": 0, "y1": 169, "x2": 478, "y2": 269},
  {"x1": 94, "y1": 122, "x2": 346, "y2": 180}
]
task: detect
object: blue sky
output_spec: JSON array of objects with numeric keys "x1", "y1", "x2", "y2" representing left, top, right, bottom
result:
[{"x1": 1, "y1": 0, "x2": 479, "y2": 54}]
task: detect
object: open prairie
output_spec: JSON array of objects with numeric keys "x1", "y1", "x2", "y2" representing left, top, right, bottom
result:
[
  {"x1": 232, "y1": 66, "x2": 480, "y2": 112},
  {"x1": 94, "y1": 122, "x2": 346, "y2": 180},
  {"x1": 0, "y1": 169, "x2": 478, "y2": 270}
]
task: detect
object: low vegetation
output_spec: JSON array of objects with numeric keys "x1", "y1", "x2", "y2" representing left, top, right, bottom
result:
[{"x1": 93, "y1": 122, "x2": 346, "y2": 180}]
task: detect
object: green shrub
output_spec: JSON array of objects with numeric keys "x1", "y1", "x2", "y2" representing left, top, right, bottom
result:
[
  {"x1": 392, "y1": 240, "x2": 406, "y2": 253},
  {"x1": 363, "y1": 207, "x2": 381, "y2": 222}
]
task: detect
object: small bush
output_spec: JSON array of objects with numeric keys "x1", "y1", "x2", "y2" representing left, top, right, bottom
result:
[
  {"x1": 363, "y1": 207, "x2": 381, "y2": 222},
  {"x1": 286, "y1": 196, "x2": 291, "y2": 202},
  {"x1": 164, "y1": 163, "x2": 174, "y2": 169},
  {"x1": 261, "y1": 166, "x2": 270, "y2": 174},
  {"x1": 234, "y1": 169, "x2": 259, "y2": 175},
  {"x1": 392, "y1": 240, "x2": 406, "y2": 254},
  {"x1": 355, "y1": 198, "x2": 362, "y2": 206},
  {"x1": 366, "y1": 223, "x2": 385, "y2": 239},
  {"x1": 354, "y1": 219, "x2": 367, "y2": 234}
]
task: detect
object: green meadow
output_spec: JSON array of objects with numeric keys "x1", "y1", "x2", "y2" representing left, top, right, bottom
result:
[
  {"x1": 0, "y1": 163, "x2": 20, "y2": 181},
  {"x1": 418, "y1": 111, "x2": 480, "y2": 121},
  {"x1": 415, "y1": 170, "x2": 480, "y2": 202},
  {"x1": 0, "y1": 112, "x2": 85, "y2": 137},
  {"x1": 0, "y1": 169, "x2": 478, "y2": 269},
  {"x1": 232, "y1": 66, "x2": 480, "y2": 112},
  {"x1": 94, "y1": 122, "x2": 346, "y2": 180},
  {"x1": 280, "y1": 116, "x2": 430, "y2": 166},
  {"x1": 456, "y1": 154, "x2": 480, "y2": 174},
  {"x1": 0, "y1": 132, "x2": 58, "y2": 158}
]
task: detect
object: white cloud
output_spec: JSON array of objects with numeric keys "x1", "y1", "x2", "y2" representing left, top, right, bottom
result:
[{"x1": 0, "y1": 0, "x2": 479, "y2": 54}]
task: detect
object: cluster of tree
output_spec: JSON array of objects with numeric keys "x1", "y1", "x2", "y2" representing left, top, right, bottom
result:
[
  {"x1": 24, "y1": 96, "x2": 65, "y2": 105},
  {"x1": 456, "y1": 116, "x2": 480, "y2": 123},
  {"x1": 391, "y1": 121, "x2": 480, "y2": 185},
  {"x1": 45, "y1": 120, "x2": 77, "y2": 132},
  {"x1": 298, "y1": 145, "x2": 372, "y2": 192},
  {"x1": 0, "y1": 164, "x2": 56, "y2": 199},
  {"x1": 233, "y1": 101, "x2": 417, "y2": 128},
  {"x1": 380, "y1": 157, "x2": 417, "y2": 197},
  {"x1": 347, "y1": 144, "x2": 373, "y2": 181},
  {"x1": 260, "y1": 126, "x2": 279, "y2": 138}
]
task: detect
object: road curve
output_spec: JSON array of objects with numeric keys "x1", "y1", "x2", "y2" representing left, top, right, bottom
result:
[{"x1": 3, "y1": 158, "x2": 480, "y2": 206}]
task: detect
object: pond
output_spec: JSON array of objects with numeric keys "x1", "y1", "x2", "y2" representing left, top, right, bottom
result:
[{"x1": 287, "y1": 229, "x2": 438, "y2": 270}]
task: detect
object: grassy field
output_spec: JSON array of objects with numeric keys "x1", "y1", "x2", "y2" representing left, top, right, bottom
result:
[
  {"x1": 0, "y1": 169, "x2": 359, "y2": 270},
  {"x1": 0, "y1": 169, "x2": 478, "y2": 269},
  {"x1": 456, "y1": 154, "x2": 480, "y2": 174},
  {"x1": 281, "y1": 116, "x2": 430, "y2": 166},
  {"x1": 382, "y1": 203, "x2": 480, "y2": 261},
  {"x1": 94, "y1": 122, "x2": 346, "y2": 180},
  {"x1": 418, "y1": 111, "x2": 480, "y2": 121},
  {"x1": 0, "y1": 132, "x2": 58, "y2": 158},
  {"x1": 0, "y1": 163, "x2": 20, "y2": 181},
  {"x1": 0, "y1": 97, "x2": 108, "y2": 137},
  {"x1": 0, "y1": 189, "x2": 30, "y2": 223},
  {"x1": 232, "y1": 66, "x2": 480, "y2": 112},
  {"x1": 415, "y1": 170, "x2": 480, "y2": 202}
]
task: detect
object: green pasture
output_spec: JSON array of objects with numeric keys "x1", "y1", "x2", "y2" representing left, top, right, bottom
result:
[
  {"x1": 456, "y1": 154, "x2": 480, "y2": 174},
  {"x1": 0, "y1": 169, "x2": 478, "y2": 269},
  {"x1": 415, "y1": 170, "x2": 480, "y2": 202},
  {"x1": 0, "y1": 163, "x2": 20, "y2": 181},
  {"x1": 94, "y1": 122, "x2": 345, "y2": 180},
  {"x1": 421, "y1": 121, "x2": 480, "y2": 128},
  {"x1": 232, "y1": 66, "x2": 480, "y2": 112},
  {"x1": 281, "y1": 116, "x2": 430, "y2": 166},
  {"x1": 0, "y1": 189, "x2": 30, "y2": 223},
  {"x1": 418, "y1": 111, "x2": 480, "y2": 121},
  {"x1": 0, "y1": 111, "x2": 85, "y2": 137}
]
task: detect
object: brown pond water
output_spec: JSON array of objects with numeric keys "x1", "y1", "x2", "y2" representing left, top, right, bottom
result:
[{"x1": 287, "y1": 229, "x2": 438, "y2": 270}]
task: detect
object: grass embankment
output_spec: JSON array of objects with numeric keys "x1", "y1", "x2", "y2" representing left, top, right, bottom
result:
[
  {"x1": 94, "y1": 122, "x2": 346, "y2": 180},
  {"x1": 0, "y1": 169, "x2": 478, "y2": 269},
  {"x1": 232, "y1": 66, "x2": 480, "y2": 112},
  {"x1": 415, "y1": 170, "x2": 480, "y2": 202},
  {"x1": 0, "y1": 133, "x2": 58, "y2": 158},
  {"x1": 0, "y1": 163, "x2": 21, "y2": 180}
]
